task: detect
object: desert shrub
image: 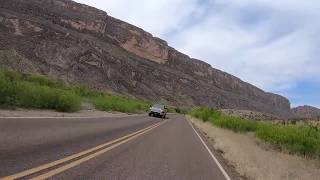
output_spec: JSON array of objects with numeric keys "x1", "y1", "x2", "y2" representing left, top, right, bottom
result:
[
  {"x1": 55, "y1": 91, "x2": 81, "y2": 112},
  {"x1": 14, "y1": 82, "x2": 81, "y2": 112},
  {"x1": 189, "y1": 107, "x2": 320, "y2": 158},
  {"x1": 189, "y1": 107, "x2": 218, "y2": 122},
  {"x1": 189, "y1": 107, "x2": 258, "y2": 132},
  {"x1": 0, "y1": 69, "x2": 81, "y2": 112},
  {"x1": 0, "y1": 69, "x2": 158, "y2": 114},
  {"x1": 2, "y1": 69, "x2": 23, "y2": 81},
  {"x1": 71, "y1": 85, "x2": 102, "y2": 97},
  {"x1": 213, "y1": 115, "x2": 259, "y2": 132},
  {"x1": 93, "y1": 95, "x2": 149, "y2": 113},
  {"x1": 174, "y1": 107, "x2": 189, "y2": 114},
  {"x1": 256, "y1": 124, "x2": 320, "y2": 158},
  {"x1": 0, "y1": 70, "x2": 19, "y2": 106},
  {"x1": 24, "y1": 74, "x2": 63, "y2": 88},
  {"x1": 166, "y1": 106, "x2": 176, "y2": 113}
]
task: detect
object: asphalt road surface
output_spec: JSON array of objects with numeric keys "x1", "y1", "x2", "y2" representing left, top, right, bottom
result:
[{"x1": 0, "y1": 114, "x2": 234, "y2": 180}]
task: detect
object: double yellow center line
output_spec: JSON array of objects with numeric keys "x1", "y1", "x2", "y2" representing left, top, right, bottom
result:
[{"x1": 1, "y1": 120, "x2": 166, "y2": 180}]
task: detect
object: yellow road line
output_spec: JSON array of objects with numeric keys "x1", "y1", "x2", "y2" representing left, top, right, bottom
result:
[
  {"x1": 31, "y1": 121, "x2": 165, "y2": 180},
  {"x1": 1, "y1": 121, "x2": 165, "y2": 180}
]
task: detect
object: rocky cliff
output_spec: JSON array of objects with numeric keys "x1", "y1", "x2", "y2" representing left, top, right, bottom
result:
[
  {"x1": 291, "y1": 106, "x2": 320, "y2": 119},
  {"x1": 0, "y1": 0, "x2": 291, "y2": 116}
]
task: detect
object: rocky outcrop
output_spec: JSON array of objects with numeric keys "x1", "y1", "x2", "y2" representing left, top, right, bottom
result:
[
  {"x1": 291, "y1": 106, "x2": 320, "y2": 119},
  {"x1": 110, "y1": 18, "x2": 169, "y2": 64},
  {"x1": 0, "y1": 0, "x2": 291, "y2": 117}
]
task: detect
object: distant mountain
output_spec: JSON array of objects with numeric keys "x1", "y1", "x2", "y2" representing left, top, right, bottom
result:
[
  {"x1": 0, "y1": 0, "x2": 291, "y2": 117},
  {"x1": 291, "y1": 106, "x2": 320, "y2": 119}
]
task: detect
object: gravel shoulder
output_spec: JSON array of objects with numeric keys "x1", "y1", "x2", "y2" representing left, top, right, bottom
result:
[{"x1": 188, "y1": 116, "x2": 320, "y2": 180}]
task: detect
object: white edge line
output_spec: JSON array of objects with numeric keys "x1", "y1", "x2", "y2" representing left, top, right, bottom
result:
[{"x1": 188, "y1": 120, "x2": 232, "y2": 180}]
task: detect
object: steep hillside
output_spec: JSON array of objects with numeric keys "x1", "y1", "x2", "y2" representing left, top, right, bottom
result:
[
  {"x1": 291, "y1": 106, "x2": 320, "y2": 119},
  {"x1": 0, "y1": 0, "x2": 291, "y2": 116}
]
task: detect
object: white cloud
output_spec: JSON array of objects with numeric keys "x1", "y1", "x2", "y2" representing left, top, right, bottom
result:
[
  {"x1": 75, "y1": 0, "x2": 200, "y2": 36},
  {"x1": 75, "y1": 0, "x2": 320, "y2": 107},
  {"x1": 170, "y1": 0, "x2": 320, "y2": 91}
]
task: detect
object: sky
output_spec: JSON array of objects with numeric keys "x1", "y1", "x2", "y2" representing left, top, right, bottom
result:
[{"x1": 75, "y1": 0, "x2": 320, "y2": 108}]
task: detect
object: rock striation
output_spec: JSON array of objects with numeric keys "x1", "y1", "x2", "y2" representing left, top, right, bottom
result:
[{"x1": 0, "y1": 0, "x2": 291, "y2": 116}]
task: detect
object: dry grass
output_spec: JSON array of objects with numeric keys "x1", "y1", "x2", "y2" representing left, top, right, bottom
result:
[{"x1": 189, "y1": 116, "x2": 320, "y2": 180}]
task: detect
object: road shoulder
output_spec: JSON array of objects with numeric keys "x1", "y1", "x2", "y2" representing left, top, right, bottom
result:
[
  {"x1": 187, "y1": 116, "x2": 245, "y2": 180},
  {"x1": 188, "y1": 116, "x2": 320, "y2": 180},
  {"x1": 0, "y1": 108, "x2": 139, "y2": 118}
]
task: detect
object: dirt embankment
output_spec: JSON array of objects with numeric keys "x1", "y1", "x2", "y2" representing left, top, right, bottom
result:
[{"x1": 188, "y1": 116, "x2": 320, "y2": 180}]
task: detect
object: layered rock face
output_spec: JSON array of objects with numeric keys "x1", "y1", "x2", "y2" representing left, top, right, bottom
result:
[
  {"x1": 0, "y1": 0, "x2": 291, "y2": 116},
  {"x1": 291, "y1": 106, "x2": 320, "y2": 119}
]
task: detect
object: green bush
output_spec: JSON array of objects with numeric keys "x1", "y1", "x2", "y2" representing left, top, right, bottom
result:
[
  {"x1": 24, "y1": 74, "x2": 63, "y2": 88},
  {"x1": 0, "y1": 69, "x2": 81, "y2": 112},
  {"x1": 214, "y1": 115, "x2": 259, "y2": 132},
  {"x1": 0, "y1": 69, "x2": 63, "y2": 88},
  {"x1": 2, "y1": 69, "x2": 24, "y2": 81},
  {"x1": 0, "y1": 69, "x2": 185, "y2": 115},
  {"x1": 71, "y1": 85, "x2": 102, "y2": 97},
  {"x1": 256, "y1": 124, "x2": 320, "y2": 158},
  {"x1": 173, "y1": 107, "x2": 189, "y2": 114},
  {"x1": 189, "y1": 107, "x2": 320, "y2": 158},
  {"x1": 14, "y1": 82, "x2": 81, "y2": 112},
  {"x1": 167, "y1": 106, "x2": 176, "y2": 113},
  {"x1": 0, "y1": 70, "x2": 19, "y2": 106},
  {"x1": 55, "y1": 91, "x2": 81, "y2": 112},
  {"x1": 189, "y1": 107, "x2": 258, "y2": 132},
  {"x1": 15, "y1": 82, "x2": 58, "y2": 109},
  {"x1": 92, "y1": 95, "x2": 149, "y2": 113},
  {"x1": 189, "y1": 107, "x2": 218, "y2": 122},
  {"x1": 0, "y1": 69, "x2": 149, "y2": 113}
]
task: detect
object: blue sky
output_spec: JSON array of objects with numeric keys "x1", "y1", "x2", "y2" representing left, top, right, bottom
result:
[{"x1": 75, "y1": 0, "x2": 320, "y2": 108}]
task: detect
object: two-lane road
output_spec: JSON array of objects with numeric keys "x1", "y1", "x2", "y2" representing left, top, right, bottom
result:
[{"x1": 0, "y1": 114, "x2": 233, "y2": 180}]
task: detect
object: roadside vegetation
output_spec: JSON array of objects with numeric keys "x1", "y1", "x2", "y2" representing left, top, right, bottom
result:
[
  {"x1": 0, "y1": 69, "x2": 81, "y2": 112},
  {"x1": 0, "y1": 69, "x2": 186, "y2": 114},
  {"x1": 189, "y1": 107, "x2": 320, "y2": 159},
  {"x1": 92, "y1": 95, "x2": 149, "y2": 113},
  {"x1": 165, "y1": 106, "x2": 189, "y2": 114},
  {"x1": 0, "y1": 69, "x2": 151, "y2": 113}
]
